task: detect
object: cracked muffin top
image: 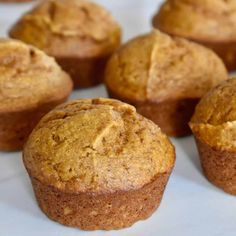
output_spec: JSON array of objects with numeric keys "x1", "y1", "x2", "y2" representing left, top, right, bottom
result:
[
  {"x1": 0, "y1": 39, "x2": 72, "y2": 112},
  {"x1": 105, "y1": 30, "x2": 227, "y2": 102},
  {"x1": 190, "y1": 78, "x2": 236, "y2": 151},
  {"x1": 9, "y1": 0, "x2": 121, "y2": 58},
  {"x1": 153, "y1": 0, "x2": 236, "y2": 42},
  {"x1": 23, "y1": 98, "x2": 175, "y2": 194}
]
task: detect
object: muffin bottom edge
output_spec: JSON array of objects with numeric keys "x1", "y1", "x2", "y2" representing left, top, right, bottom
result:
[
  {"x1": 30, "y1": 171, "x2": 172, "y2": 231},
  {"x1": 195, "y1": 137, "x2": 236, "y2": 195}
]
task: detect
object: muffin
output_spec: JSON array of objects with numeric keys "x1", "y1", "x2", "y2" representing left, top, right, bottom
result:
[
  {"x1": 190, "y1": 78, "x2": 236, "y2": 195},
  {"x1": 23, "y1": 98, "x2": 175, "y2": 230},
  {"x1": 153, "y1": 0, "x2": 236, "y2": 71},
  {"x1": 9, "y1": 0, "x2": 121, "y2": 88},
  {"x1": 0, "y1": 39, "x2": 72, "y2": 151},
  {"x1": 105, "y1": 30, "x2": 228, "y2": 137}
]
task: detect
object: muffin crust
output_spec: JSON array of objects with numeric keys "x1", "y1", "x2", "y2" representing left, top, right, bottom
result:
[
  {"x1": 0, "y1": 39, "x2": 72, "y2": 150},
  {"x1": 23, "y1": 98, "x2": 175, "y2": 229},
  {"x1": 190, "y1": 78, "x2": 236, "y2": 194},
  {"x1": 190, "y1": 79, "x2": 236, "y2": 150},
  {"x1": 10, "y1": 0, "x2": 121, "y2": 87},
  {"x1": 153, "y1": 0, "x2": 236, "y2": 70},
  {"x1": 154, "y1": 0, "x2": 236, "y2": 42},
  {"x1": 105, "y1": 30, "x2": 227, "y2": 136},
  {"x1": 31, "y1": 172, "x2": 170, "y2": 230},
  {"x1": 0, "y1": 39, "x2": 71, "y2": 112},
  {"x1": 24, "y1": 98, "x2": 174, "y2": 193}
]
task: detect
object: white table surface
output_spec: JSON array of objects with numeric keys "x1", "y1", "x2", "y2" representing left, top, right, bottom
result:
[{"x1": 0, "y1": 1, "x2": 235, "y2": 236}]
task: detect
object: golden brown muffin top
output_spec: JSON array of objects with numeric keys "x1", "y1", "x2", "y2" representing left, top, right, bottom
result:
[
  {"x1": 9, "y1": 0, "x2": 121, "y2": 58},
  {"x1": 23, "y1": 98, "x2": 175, "y2": 194},
  {"x1": 105, "y1": 30, "x2": 227, "y2": 103},
  {"x1": 190, "y1": 78, "x2": 236, "y2": 151},
  {"x1": 153, "y1": 0, "x2": 236, "y2": 42},
  {"x1": 0, "y1": 39, "x2": 72, "y2": 113}
]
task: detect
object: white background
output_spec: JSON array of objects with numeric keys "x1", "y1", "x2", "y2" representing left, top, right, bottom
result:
[{"x1": 0, "y1": 1, "x2": 235, "y2": 235}]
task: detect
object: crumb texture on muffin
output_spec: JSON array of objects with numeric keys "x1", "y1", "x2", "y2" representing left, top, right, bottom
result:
[
  {"x1": 154, "y1": 0, "x2": 236, "y2": 42},
  {"x1": 0, "y1": 39, "x2": 72, "y2": 112},
  {"x1": 9, "y1": 0, "x2": 121, "y2": 58},
  {"x1": 24, "y1": 98, "x2": 175, "y2": 194},
  {"x1": 105, "y1": 30, "x2": 227, "y2": 103},
  {"x1": 190, "y1": 78, "x2": 236, "y2": 151}
]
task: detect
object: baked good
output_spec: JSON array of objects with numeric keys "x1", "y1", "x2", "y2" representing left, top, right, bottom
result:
[
  {"x1": 153, "y1": 0, "x2": 236, "y2": 71},
  {"x1": 0, "y1": 39, "x2": 72, "y2": 151},
  {"x1": 105, "y1": 30, "x2": 228, "y2": 137},
  {"x1": 23, "y1": 98, "x2": 175, "y2": 230},
  {"x1": 190, "y1": 78, "x2": 236, "y2": 195},
  {"x1": 9, "y1": 0, "x2": 121, "y2": 88}
]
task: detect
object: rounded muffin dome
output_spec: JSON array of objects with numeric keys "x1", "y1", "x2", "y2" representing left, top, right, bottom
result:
[
  {"x1": 105, "y1": 30, "x2": 227, "y2": 137},
  {"x1": 9, "y1": 0, "x2": 121, "y2": 88},
  {"x1": 0, "y1": 38, "x2": 72, "y2": 151},
  {"x1": 190, "y1": 78, "x2": 236, "y2": 195},
  {"x1": 191, "y1": 78, "x2": 236, "y2": 125},
  {"x1": 190, "y1": 78, "x2": 236, "y2": 151},
  {"x1": 23, "y1": 98, "x2": 175, "y2": 194},
  {"x1": 153, "y1": 0, "x2": 236, "y2": 71},
  {"x1": 9, "y1": 0, "x2": 121, "y2": 58},
  {"x1": 0, "y1": 39, "x2": 72, "y2": 112},
  {"x1": 105, "y1": 30, "x2": 227, "y2": 103},
  {"x1": 153, "y1": 0, "x2": 236, "y2": 42}
]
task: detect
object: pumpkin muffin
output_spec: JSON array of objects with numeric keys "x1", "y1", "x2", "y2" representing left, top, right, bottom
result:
[
  {"x1": 190, "y1": 78, "x2": 236, "y2": 195},
  {"x1": 153, "y1": 0, "x2": 236, "y2": 71},
  {"x1": 9, "y1": 0, "x2": 121, "y2": 88},
  {"x1": 105, "y1": 30, "x2": 228, "y2": 137},
  {"x1": 0, "y1": 39, "x2": 72, "y2": 151},
  {"x1": 23, "y1": 98, "x2": 175, "y2": 230}
]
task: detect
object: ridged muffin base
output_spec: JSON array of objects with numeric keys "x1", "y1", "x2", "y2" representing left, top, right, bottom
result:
[
  {"x1": 29, "y1": 171, "x2": 172, "y2": 230},
  {"x1": 196, "y1": 137, "x2": 236, "y2": 195}
]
